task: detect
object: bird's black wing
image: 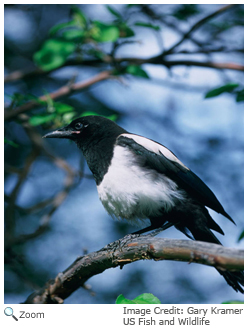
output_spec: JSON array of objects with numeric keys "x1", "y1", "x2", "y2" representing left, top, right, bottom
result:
[{"x1": 117, "y1": 135, "x2": 234, "y2": 223}]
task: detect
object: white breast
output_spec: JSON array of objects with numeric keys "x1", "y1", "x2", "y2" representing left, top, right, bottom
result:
[{"x1": 97, "y1": 145, "x2": 185, "y2": 225}]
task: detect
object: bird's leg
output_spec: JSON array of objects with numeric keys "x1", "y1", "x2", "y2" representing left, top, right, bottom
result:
[
  {"x1": 145, "y1": 222, "x2": 175, "y2": 237},
  {"x1": 131, "y1": 222, "x2": 174, "y2": 236}
]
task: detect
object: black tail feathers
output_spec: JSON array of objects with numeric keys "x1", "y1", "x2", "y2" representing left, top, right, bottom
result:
[
  {"x1": 219, "y1": 269, "x2": 244, "y2": 293},
  {"x1": 187, "y1": 223, "x2": 244, "y2": 294}
]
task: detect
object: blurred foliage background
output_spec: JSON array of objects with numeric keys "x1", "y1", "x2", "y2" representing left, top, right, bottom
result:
[{"x1": 4, "y1": 4, "x2": 244, "y2": 304}]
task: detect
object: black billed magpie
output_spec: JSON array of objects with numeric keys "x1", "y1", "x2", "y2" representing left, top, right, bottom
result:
[{"x1": 43, "y1": 115, "x2": 244, "y2": 293}]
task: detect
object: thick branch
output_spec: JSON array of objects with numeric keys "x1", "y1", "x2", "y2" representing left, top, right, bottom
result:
[{"x1": 23, "y1": 235, "x2": 244, "y2": 304}]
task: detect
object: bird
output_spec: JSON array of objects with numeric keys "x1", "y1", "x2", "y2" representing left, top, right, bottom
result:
[{"x1": 43, "y1": 115, "x2": 244, "y2": 293}]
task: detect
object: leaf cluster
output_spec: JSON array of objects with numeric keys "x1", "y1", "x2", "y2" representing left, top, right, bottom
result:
[
  {"x1": 5, "y1": 5, "x2": 244, "y2": 133},
  {"x1": 33, "y1": 6, "x2": 146, "y2": 72}
]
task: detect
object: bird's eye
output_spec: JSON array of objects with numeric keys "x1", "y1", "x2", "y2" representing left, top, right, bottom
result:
[{"x1": 75, "y1": 122, "x2": 83, "y2": 130}]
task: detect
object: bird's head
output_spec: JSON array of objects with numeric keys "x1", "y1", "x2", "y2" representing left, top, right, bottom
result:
[
  {"x1": 43, "y1": 115, "x2": 127, "y2": 150},
  {"x1": 43, "y1": 116, "x2": 100, "y2": 140}
]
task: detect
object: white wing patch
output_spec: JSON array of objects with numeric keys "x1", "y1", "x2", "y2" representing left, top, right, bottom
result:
[{"x1": 121, "y1": 133, "x2": 189, "y2": 170}]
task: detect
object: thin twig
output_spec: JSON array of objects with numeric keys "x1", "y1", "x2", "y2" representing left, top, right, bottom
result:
[
  {"x1": 165, "y1": 4, "x2": 235, "y2": 54},
  {"x1": 5, "y1": 148, "x2": 40, "y2": 239}
]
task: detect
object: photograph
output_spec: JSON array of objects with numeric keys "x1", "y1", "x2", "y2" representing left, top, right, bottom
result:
[{"x1": 4, "y1": 3, "x2": 244, "y2": 308}]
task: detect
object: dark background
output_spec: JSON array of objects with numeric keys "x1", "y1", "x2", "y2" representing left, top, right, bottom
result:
[{"x1": 4, "y1": 4, "x2": 244, "y2": 304}]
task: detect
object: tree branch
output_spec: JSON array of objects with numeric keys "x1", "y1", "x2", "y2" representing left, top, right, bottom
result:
[
  {"x1": 165, "y1": 4, "x2": 235, "y2": 54},
  {"x1": 116, "y1": 58, "x2": 244, "y2": 71},
  {"x1": 5, "y1": 147, "x2": 40, "y2": 239},
  {"x1": 4, "y1": 56, "x2": 243, "y2": 122},
  {"x1": 23, "y1": 235, "x2": 244, "y2": 304},
  {"x1": 4, "y1": 118, "x2": 82, "y2": 248},
  {"x1": 5, "y1": 55, "x2": 244, "y2": 85},
  {"x1": 4, "y1": 70, "x2": 112, "y2": 121}
]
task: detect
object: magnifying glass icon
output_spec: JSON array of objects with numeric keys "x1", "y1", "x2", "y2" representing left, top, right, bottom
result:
[{"x1": 4, "y1": 307, "x2": 18, "y2": 321}]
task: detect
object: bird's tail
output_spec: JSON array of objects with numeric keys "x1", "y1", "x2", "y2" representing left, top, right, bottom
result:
[{"x1": 185, "y1": 223, "x2": 244, "y2": 293}]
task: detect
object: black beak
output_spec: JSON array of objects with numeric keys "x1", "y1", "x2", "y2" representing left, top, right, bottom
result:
[{"x1": 43, "y1": 127, "x2": 75, "y2": 139}]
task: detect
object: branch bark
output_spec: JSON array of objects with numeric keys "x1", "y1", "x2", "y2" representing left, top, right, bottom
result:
[{"x1": 23, "y1": 235, "x2": 244, "y2": 304}]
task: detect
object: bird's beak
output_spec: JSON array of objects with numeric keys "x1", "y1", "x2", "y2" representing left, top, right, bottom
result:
[{"x1": 43, "y1": 127, "x2": 77, "y2": 139}]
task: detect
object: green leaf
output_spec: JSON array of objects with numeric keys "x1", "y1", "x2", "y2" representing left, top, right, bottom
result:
[
  {"x1": 106, "y1": 114, "x2": 118, "y2": 122},
  {"x1": 81, "y1": 111, "x2": 102, "y2": 117},
  {"x1": 29, "y1": 113, "x2": 56, "y2": 126},
  {"x1": 33, "y1": 39, "x2": 76, "y2": 71},
  {"x1": 238, "y1": 230, "x2": 244, "y2": 241},
  {"x1": 126, "y1": 4, "x2": 141, "y2": 7},
  {"x1": 62, "y1": 112, "x2": 77, "y2": 123},
  {"x1": 43, "y1": 39, "x2": 76, "y2": 56},
  {"x1": 35, "y1": 53, "x2": 65, "y2": 71},
  {"x1": 91, "y1": 21, "x2": 120, "y2": 42},
  {"x1": 172, "y1": 4, "x2": 199, "y2": 21},
  {"x1": 119, "y1": 23, "x2": 135, "y2": 38},
  {"x1": 134, "y1": 22, "x2": 160, "y2": 31},
  {"x1": 205, "y1": 83, "x2": 239, "y2": 99},
  {"x1": 80, "y1": 111, "x2": 118, "y2": 122},
  {"x1": 116, "y1": 293, "x2": 161, "y2": 304},
  {"x1": 6, "y1": 92, "x2": 46, "y2": 107},
  {"x1": 116, "y1": 294, "x2": 136, "y2": 304},
  {"x1": 126, "y1": 65, "x2": 149, "y2": 79},
  {"x1": 49, "y1": 20, "x2": 76, "y2": 36},
  {"x1": 236, "y1": 89, "x2": 244, "y2": 102},
  {"x1": 54, "y1": 102, "x2": 74, "y2": 114},
  {"x1": 87, "y1": 48, "x2": 106, "y2": 60},
  {"x1": 133, "y1": 294, "x2": 161, "y2": 304},
  {"x1": 4, "y1": 138, "x2": 19, "y2": 148},
  {"x1": 71, "y1": 6, "x2": 87, "y2": 28},
  {"x1": 49, "y1": 8, "x2": 87, "y2": 37},
  {"x1": 222, "y1": 300, "x2": 244, "y2": 304},
  {"x1": 62, "y1": 29, "x2": 85, "y2": 41},
  {"x1": 43, "y1": 92, "x2": 55, "y2": 112},
  {"x1": 106, "y1": 5, "x2": 122, "y2": 19}
]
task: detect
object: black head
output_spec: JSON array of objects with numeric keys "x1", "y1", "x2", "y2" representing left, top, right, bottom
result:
[{"x1": 43, "y1": 115, "x2": 127, "y2": 144}]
